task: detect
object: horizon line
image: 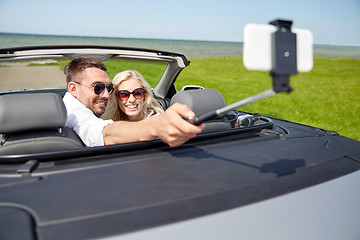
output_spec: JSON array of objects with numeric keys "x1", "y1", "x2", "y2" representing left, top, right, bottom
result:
[{"x1": 1, "y1": 31, "x2": 360, "y2": 48}]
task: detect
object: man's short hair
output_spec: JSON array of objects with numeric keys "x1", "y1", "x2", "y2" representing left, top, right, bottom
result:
[{"x1": 65, "y1": 57, "x2": 108, "y2": 85}]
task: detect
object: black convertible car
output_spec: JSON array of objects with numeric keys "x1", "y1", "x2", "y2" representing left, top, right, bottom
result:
[{"x1": 0, "y1": 41, "x2": 359, "y2": 239}]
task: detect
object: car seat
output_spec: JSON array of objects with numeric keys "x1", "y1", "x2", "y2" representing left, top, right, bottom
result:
[
  {"x1": 170, "y1": 88, "x2": 232, "y2": 133},
  {"x1": 0, "y1": 93, "x2": 84, "y2": 155}
]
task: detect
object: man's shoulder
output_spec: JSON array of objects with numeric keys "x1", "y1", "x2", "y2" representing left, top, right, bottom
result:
[
  {"x1": 63, "y1": 92, "x2": 78, "y2": 106},
  {"x1": 63, "y1": 92, "x2": 87, "y2": 113}
]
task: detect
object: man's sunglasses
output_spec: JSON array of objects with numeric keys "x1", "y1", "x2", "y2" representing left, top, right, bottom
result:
[
  {"x1": 74, "y1": 81, "x2": 114, "y2": 95},
  {"x1": 116, "y1": 88, "x2": 146, "y2": 101}
]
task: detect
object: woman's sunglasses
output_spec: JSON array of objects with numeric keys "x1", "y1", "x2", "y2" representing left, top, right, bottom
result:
[
  {"x1": 116, "y1": 88, "x2": 146, "y2": 101},
  {"x1": 74, "y1": 81, "x2": 114, "y2": 95}
]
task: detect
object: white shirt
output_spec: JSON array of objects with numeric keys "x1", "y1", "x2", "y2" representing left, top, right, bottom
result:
[{"x1": 63, "y1": 92, "x2": 114, "y2": 147}]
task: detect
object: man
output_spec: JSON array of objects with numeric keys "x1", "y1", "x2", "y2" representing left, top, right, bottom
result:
[{"x1": 63, "y1": 57, "x2": 204, "y2": 147}]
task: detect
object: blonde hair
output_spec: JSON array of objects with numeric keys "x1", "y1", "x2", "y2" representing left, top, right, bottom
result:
[{"x1": 102, "y1": 70, "x2": 163, "y2": 121}]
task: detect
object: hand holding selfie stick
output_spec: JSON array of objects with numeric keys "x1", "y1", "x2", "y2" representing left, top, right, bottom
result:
[{"x1": 187, "y1": 19, "x2": 298, "y2": 125}]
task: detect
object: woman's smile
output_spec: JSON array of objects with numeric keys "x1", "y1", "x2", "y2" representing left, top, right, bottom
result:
[{"x1": 117, "y1": 78, "x2": 145, "y2": 121}]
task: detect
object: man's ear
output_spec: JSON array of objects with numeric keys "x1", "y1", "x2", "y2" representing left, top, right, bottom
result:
[{"x1": 67, "y1": 82, "x2": 77, "y2": 96}]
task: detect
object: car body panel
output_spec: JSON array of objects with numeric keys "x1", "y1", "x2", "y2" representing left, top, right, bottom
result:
[{"x1": 109, "y1": 170, "x2": 360, "y2": 240}]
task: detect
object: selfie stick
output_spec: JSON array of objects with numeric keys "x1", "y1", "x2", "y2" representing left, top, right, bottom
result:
[
  {"x1": 188, "y1": 19, "x2": 297, "y2": 125},
  {"x1": 187, "y1": 89, "x2": 276, "y2": 125}
]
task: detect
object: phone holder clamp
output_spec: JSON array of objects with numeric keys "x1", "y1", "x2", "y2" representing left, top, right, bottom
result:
[{"x1": 269, "y1": 19, "x2": 298, "y2": 93}]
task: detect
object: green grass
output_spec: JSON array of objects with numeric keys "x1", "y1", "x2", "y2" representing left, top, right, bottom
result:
[{"x1": 176, "y1": 56, "x2": 360, "y2": 141}]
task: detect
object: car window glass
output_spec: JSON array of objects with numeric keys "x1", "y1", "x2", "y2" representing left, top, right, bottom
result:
[
  {"x1": 0, "y1": 58, "x2": 167, "y2": 92},
  {"x1": 105, "y1": 59, "x2": 168, "y2": 88},
  {"x1": 0, "y1": 59, "x2": 68, "y2": 91}
]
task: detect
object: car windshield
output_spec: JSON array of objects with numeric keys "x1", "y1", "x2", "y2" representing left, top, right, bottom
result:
[{"x1": 0, "y1": 58, "x2": 168, "y2": 91}]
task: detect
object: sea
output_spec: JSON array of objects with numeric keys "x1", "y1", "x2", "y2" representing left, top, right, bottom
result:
[{"x1": 1, "y1": 32, "x2": 360, "y2": 58}]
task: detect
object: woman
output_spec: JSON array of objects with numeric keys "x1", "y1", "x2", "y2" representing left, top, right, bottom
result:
[{"x1": 102, "y1": 70, "x2": 164, "y2": 122}]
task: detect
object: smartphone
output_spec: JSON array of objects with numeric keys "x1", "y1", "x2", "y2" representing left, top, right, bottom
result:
[{"x1": 243, "y1": 23, "x2": 313, "y2": 72}]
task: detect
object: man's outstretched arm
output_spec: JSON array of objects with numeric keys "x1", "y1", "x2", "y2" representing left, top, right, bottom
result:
[{"x1": 103, "y1": 103, "x2": 204, "y2": 147}]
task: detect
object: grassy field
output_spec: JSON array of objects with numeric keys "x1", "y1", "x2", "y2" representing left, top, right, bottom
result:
[{"x1": 175, "y1": 56, "x2": 360, "y2": 141}]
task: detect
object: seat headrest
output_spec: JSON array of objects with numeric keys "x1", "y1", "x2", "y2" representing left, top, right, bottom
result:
[
  {"x1": 170, "y1": 89, "x2": 226, "y2": 116},
  {"x1": 0, "y1": 93, "x2": 67, "y2": 133}
]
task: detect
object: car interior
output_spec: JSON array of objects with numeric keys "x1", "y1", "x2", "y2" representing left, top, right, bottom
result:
[{"x1": 0, "y1": 47, "x2": 274, "y2": 159}]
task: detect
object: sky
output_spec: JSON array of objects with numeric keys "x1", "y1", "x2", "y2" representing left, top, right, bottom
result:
[{"x1": 0, "y1": 0, "x2": 359, "y2": 46}]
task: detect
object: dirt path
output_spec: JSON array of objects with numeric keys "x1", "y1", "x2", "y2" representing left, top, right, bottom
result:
[{"x1": 0, "y1": 65, "x2": 66, "y2": 91}]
